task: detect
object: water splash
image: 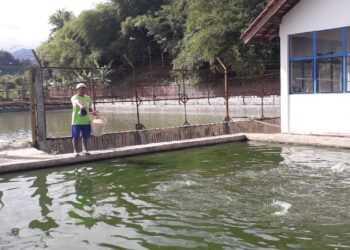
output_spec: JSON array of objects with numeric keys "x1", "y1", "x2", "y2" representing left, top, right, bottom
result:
[
  {"x1": 155, "y1": 180, "x2": 198, "y2": 192},
  {"x1": 272, "y1": 200, "x2": 291, "y2": 216},
  {"x1": 330, "y1": 163, "x2": 345, "y2": 174}
]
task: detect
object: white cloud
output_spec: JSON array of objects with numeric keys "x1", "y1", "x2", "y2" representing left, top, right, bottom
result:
[{"x1": 0, "y1": 0, "x2": 108, "y2": 51}]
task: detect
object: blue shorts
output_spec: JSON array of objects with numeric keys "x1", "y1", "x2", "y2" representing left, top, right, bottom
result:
[{"x1": 72, "y1": 125, "x2": 91, "y2": 139}]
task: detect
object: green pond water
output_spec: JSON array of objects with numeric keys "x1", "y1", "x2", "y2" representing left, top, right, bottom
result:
[
  {"x1": 1, "y1": 142, "x2": 350, "y2": 249},
  {"x1": 0, "y1": 109, "x2": 224, "y2": 143},
  {"x1": 0, "y1": 102, "x2": 278, "y2": 143}
]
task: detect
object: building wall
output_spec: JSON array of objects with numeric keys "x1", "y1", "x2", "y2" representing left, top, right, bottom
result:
[{"x1": 280, "y1": 0, "x2": 350, "y2": 135}]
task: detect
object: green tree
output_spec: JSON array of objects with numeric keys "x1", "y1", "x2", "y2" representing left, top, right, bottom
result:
[
  {"x1": 39, "y1": 3, "x2": 120, "y2": 68},
  {"x1": 0, "y1": 78, "x2": 15, "y2": 100},
  {"x1": 49, "y1": 9, "x2": 75, "y2": 37},
  {"x1": 173, "y1": 0, "x2": 276, "y2": 73},
  {"x1": 111, "y1": 0, "x2": 167, "y2": 20},
  {"x1": 39, "y1": 1, "x2": 167, "y2": 70},
  {"x1": 74, "y1": 70, "x2": 91, "y2": 84},
  {"x1": 94, "y1": 60, "x2": 114, "y2": 86},
  {"x1": 0, "y1": 50, "x2": 23, "y2": 75},
  {"x1": 37, "y1": 0, "x2": 278, "y2": 85},
  {"x1": 122, "y1": 0, "x2": 188, "y2": 61},
  {"x1": 0, "y1": 50, "x2": 18, "y2": 65},
  {"x1": 124, "y1": 0, "x2": 277, "y2": 74}
]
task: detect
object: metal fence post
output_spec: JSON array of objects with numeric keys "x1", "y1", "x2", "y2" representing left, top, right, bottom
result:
[
  {"x1": 181, "y1": 71, "x2": 190, "y2": 126},
  {"x1": 123, "y1": 54, "x2": 145, "y2": 130},
  {"x1": 216, "y1": 57, "x2": 232, "y2": 122}
]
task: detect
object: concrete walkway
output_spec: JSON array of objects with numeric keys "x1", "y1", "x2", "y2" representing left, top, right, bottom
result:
[
  {"x1": 1, "y1": 133, "x2": 350, "y2": 174},
  {"x1": 0, "y1": 134, "x2": 246, "y2": 174}
]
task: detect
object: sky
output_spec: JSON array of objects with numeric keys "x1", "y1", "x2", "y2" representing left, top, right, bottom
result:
[{"x1": 0, "y1": 0, "x2": 108, "y2": 52}]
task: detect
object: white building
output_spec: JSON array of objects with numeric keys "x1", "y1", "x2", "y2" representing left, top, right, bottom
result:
[{"x1": 242, "y1": 0, "x2": 350, "y2": 135}]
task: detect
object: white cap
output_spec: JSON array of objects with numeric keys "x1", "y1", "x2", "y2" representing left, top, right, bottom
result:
[{"x1": 76, "y1": 83, "x2": 87, "y2": 89}]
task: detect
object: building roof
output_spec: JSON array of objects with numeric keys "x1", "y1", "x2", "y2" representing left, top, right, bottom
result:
[{"x1": 241, "y1": 0, "x2": 300, "y2": 44}]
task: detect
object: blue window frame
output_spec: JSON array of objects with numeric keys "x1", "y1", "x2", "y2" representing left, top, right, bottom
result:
[{"x1": 289, "y1": 26, "x2": 350, "y2": 94}]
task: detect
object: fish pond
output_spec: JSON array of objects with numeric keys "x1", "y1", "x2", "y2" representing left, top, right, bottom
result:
[{"x1": 1, "y1": 142, "x2": 350, "y2": 249}]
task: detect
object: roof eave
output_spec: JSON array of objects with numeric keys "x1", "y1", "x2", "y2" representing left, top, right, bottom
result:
[{"x1": 241, "y1": 0, "x2": 300, "y2": 44}]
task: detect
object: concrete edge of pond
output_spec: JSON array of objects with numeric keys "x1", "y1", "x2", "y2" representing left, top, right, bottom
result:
[
  {"x1": 245, "y1": 133, "x2": 350, "y2": 149},
  {"x1": 2, "y1": 133, "x2": 350, "y2": 174},
  {"x1": 0, "y1": 134, "x2": 247, "y2": 174}
]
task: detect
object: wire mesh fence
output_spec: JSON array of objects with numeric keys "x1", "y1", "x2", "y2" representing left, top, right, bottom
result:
[{"x1": 0, "y1": 65, "x2": 280, "y2": 110}]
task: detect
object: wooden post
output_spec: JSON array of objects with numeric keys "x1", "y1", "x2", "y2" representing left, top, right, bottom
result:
[
  {"x1": 29, "y1": 68, "x2": 38, "y2": 147},
  {"x1": 34, "y1": 68, "x2": 48, "y2": 151}
]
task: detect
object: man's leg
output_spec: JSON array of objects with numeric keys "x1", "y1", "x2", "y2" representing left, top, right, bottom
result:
[
  {"x1": 72, "y1": 138, "x2": 80, "y2": 156},
  {"x1": 82, "y1": 138, "x2": 90, "y2": 155},
  {"x1": 72, "y1": 125, "x2": 81, "y2": 156},
  {"x1": 81, "y1": 125, "x2": 91, "y2": 155}
]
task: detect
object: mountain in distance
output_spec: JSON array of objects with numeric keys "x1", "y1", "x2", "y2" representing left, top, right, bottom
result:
[{"x1": 12, "y1": 48, "x2": 35, "y2": 62}]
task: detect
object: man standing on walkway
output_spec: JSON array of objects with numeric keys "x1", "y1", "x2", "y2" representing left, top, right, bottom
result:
[{"x1": 71, "y1": 83, "x2": 96, "y2": 156}]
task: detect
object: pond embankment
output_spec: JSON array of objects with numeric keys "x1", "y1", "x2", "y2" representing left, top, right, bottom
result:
[{"x1": 2, "y1": 132, "x2": 350, "y2": 174}]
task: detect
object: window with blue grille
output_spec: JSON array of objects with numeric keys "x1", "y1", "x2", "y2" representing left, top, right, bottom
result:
[{"x1": 289, "y1": 27, "x2": 350, "y2": 94}]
